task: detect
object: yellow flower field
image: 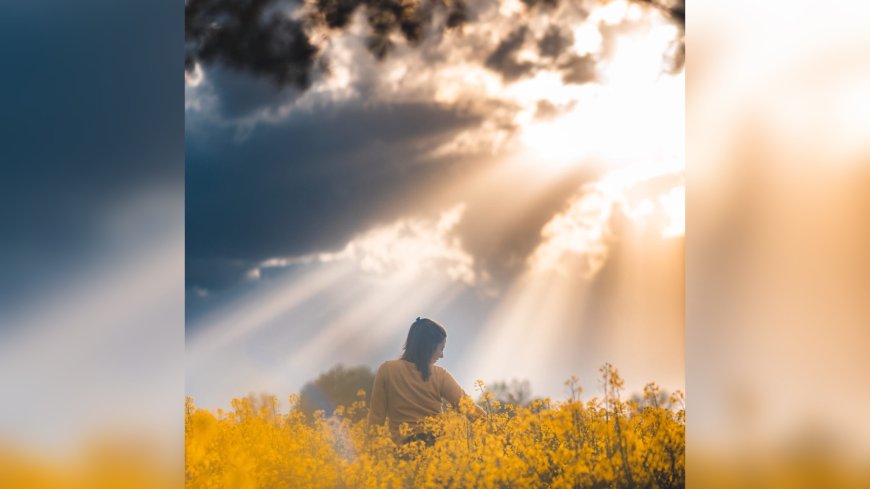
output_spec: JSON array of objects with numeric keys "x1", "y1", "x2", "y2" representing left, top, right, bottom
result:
[{"x1": 186, "y1": 364, "x2": 685, "y2": 488}]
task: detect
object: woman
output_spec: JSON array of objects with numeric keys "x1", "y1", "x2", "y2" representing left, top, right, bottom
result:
[{"x1": 367, "y1": 317, "x2": 485, "y2": 445}]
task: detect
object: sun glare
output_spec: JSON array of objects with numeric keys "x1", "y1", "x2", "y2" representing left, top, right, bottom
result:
[
  {"x1": 658, "y1": 184, "x2": 685, "y2": 238},
  {"x1": 517, "y1": 109, "x2": 595, "y2": 170},
  {"x1": 510, "y1": 6, "x2": 683, "y2": 173}
]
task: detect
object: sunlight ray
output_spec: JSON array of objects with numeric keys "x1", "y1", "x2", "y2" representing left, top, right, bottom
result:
[
  {"x1": 261, "y1": 270, "x2": 459, "y2": 390},
  {"x1": 187, "y1": 261, "x2": 356, "y2": 362},
  {"x1": 462, "y1": 264, "x2": 591, "y2": 394}
]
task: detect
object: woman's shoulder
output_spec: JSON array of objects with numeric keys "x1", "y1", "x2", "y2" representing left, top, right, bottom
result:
[
  {"x1": 378, "y1": 358, "x2": 408, "y2": 371},
  {"x1": 431, "y1": 364, "x2": 454, "y2": 380}
]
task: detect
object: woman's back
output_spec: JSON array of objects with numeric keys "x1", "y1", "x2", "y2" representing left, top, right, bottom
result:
[
  {"x1": 368, "y1": 359, "x2": 465, "y2": 439},
  {"x1": 368, "y1": 318, "x2": 484, "y2": 443}
]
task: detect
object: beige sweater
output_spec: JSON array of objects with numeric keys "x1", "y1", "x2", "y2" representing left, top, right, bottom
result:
[{"x1": 367, "y1": 359, "x2": 482, "y2": 441}]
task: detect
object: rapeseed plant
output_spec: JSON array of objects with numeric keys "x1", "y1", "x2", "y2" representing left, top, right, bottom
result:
[{"x1": 186, "y1": 365, "x2": 685, "y2": 488}]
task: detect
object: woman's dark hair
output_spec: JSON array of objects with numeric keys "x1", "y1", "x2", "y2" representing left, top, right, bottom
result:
[{"x1": 401, "y1": 317, "x2": 447, "y2": 381}]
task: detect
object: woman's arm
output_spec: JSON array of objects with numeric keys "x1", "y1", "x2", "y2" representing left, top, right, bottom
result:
[{"x1": 440, "y1": 368, "x2": 487, "y2": 420}]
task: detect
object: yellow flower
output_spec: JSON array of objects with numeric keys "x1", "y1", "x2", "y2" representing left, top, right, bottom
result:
[{"x1": 185, "y1": 363, "x2": 685, "y2": 488}]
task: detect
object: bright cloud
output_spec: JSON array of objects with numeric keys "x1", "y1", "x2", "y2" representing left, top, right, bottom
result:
[
  {"x1": 529, "y1": 164, "x2": 685, "y2": 276},
  {"x1": 250, "y1": 204, "x2": 476, "y2": 285}
]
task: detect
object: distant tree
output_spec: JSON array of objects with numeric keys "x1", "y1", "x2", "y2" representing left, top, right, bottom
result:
[
  {"x1": 297, "y1": 364, "x2": 374, "y2": 422},
  {"x1": 629, "y1": 383, "x2": 671, "y2": 412},
  {"x1": 488, "y1": 379, "x2": 533, "y2": 407},
  {"x1": 242, "y1": 393, "x2": 279, "y2": 421},
  {"x1": 474, "y1": 379, "x2": 534, "y2": 416}
]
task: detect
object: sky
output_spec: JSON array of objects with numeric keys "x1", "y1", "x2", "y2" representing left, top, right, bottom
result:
[
  {"x1": 185, "y1": 0, "x2": 686, "y2": 408},
  {"x1": 0, "y1": 0, "x2": 184, "y2": 458}
]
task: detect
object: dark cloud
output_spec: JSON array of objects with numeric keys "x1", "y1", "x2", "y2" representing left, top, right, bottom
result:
[
  {"x1": 185, "y1": 0, "x2": 470, "y2": 85},
  {"x1": 316, "y1": 0, "x2": 362, "y2": 29},
  {"x1": 186, "y1": 101, "x2": 485, "y2": 292},
  {"x1": 668, "y1": 1, "x2": 684, "y2": 27},
  {"x1": 486, "y1": 20, "x2": 602, "y2": 84},
  {"x1": 520, "y1": 0, "x2": 560, "y2": 10},
  {"x1": 664, "y1": 0, "x2": 686, "y2": 73},
  {"x1": 313, "y1": 0, "x2": 456, "y2": 39},
  {"x1": 454, "y1": 167, "x2": 599, "y2": 286},
  {"x1": 559, "y1": 53, "x2": 596, "y2": 84},
  {"x1": 538, "y1": 24, "x2": 573, "y2": 59},
  {"x1": 634, "y1": 0, "x2": 684, "y2": 27},
  {"x1": 311, "y1": 0, "x2": 470, "y2": 49},
  {"x1": 667, "y1": 38, "x2": 685, "y2": 73},
  {"x1": 445, "y1": 0, "x2": 469, "y2": 28},
  {"x1": 363, "y1": 0, "x2": 431, "y2": 60},
  {"x1": 185, "y1": 0, "x2": 318, "y2": 88},
  {"x1": 485, "y1": 26, "x2": 535, "y2": 82}
]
